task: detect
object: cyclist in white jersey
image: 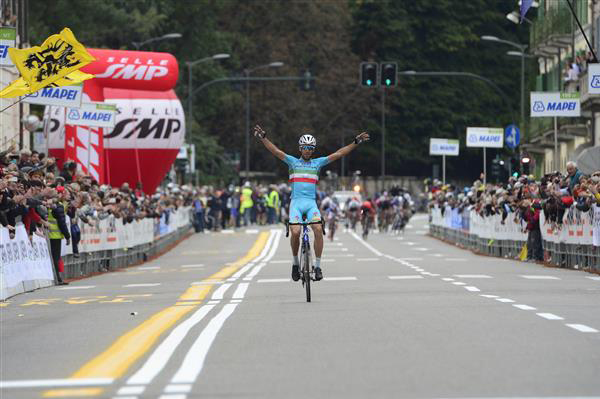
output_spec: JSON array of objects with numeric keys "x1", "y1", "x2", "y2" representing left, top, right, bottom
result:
[{"x1": 253, "y1": 124, "x2": 369, "y2": 281}]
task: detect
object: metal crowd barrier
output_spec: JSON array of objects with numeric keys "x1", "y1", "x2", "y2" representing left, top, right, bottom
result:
[
  {"x1": 429, "y1": 224, "x2": 600, "y2": 273},
  {"x1": 62, "y1": 224, "x2": 192, "y2": 279}
]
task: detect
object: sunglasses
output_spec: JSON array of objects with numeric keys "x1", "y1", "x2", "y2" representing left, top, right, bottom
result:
[{"x1": 300, "y1": 145, "x2": 315, "y2": 151}]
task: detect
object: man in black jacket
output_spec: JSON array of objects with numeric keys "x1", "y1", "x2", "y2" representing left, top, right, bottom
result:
[{"x1": 47, "y1": 186, "x2": 71, "y2": 285}]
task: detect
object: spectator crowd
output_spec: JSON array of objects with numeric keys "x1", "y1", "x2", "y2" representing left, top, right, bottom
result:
[{"x1": 428, "y1": 161, "x2": 600, "y2": 262}]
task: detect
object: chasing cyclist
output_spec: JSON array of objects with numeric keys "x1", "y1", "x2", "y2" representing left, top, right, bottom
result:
[{"x1": 253, "y1": 124, "x2": 369, "y2": 281}]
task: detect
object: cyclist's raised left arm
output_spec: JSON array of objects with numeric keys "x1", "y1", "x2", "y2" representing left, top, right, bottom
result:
[
  {"x1": 254, "y1": 124, "x2": 285, "y2": 161},
  {"x1": 327, "y1": 132, "x2": 369, "y2": 163}
]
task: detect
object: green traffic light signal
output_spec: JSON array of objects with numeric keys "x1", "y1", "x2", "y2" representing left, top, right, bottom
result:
[
  {"x1": 385, "y1": 79, "x2": 391, "y2": 86},
  {"x1": 366, "y1": 79, "x2": 372, "y2": 86}
]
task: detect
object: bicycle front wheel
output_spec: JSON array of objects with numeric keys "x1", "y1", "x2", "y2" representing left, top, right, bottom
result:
[{"x1": 303, "y1": 245, "x2": 311, "y2": 303}]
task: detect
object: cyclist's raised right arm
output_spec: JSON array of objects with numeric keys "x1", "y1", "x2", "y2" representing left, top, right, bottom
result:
[{"x1": 254, "y1": 124, "x2": 285, "y2": 161}]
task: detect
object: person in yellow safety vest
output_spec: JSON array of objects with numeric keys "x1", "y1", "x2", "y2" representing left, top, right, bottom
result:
[
  {"x1": 240, "y1": 181, "x2": 254, "y2": 226},
  {"x1": 266, "y1": 185, "x2": 280, "y2": 224},
  {"x1": 48, "y1": 186, "x2": 71, "y2": 285}
]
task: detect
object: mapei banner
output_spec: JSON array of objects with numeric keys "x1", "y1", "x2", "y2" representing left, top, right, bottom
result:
[
  {"x1": 530, "y1": 92, "x2": 581, "y2": 117},
  {"x1": 45, "y1": 49, "x2": 184, "y2": 193},
  {"x1": 23, "y1": 84, "x2": 84, "y2": 107},
  {"x1": 0, "y1": 27, "x2": 16, "y2": 67}
]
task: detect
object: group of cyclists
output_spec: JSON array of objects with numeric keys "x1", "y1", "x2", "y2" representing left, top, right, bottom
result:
[{"x1": 319, "y1": 188, "x2": 415, "y2": 241}]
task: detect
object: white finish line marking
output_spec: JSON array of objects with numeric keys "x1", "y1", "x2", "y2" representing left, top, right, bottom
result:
[
  {"x1": 0, "y1": 378, "x2": 114, "y2": 388},
  {"x1": 123, "y1": 283, "x2": 161, "y2": 288},
  {"x1": 164, "y1": 384, "x2": 192, "y2": 393},
  {"x1": 480, "y1": 294, "x2": 499, "y2": 298},
  {"x1": 521, "y1": 275, "x2": 560, "y2": 280},
  {"x1": 496, "y1": 298, "x2": 515, "y2": 303},
  {"x1": 181, "y1": 264, "x2": 204, "y2": 268},
  {"x1": 389, "y1": 275, "x2": 423, "y2": 280},
  {"x1": 270, "y1": 260, "x2": 289, "y2": 264},
  {"x1": 513, "y1": 304, "x2": 537, "y2": 310},
  {"x1": 452, "y1": 282, "x2": 466, "y2": 286},
  {"x1": 117, "y1": 386, "x2": 145, "y2": 395},
  {"x1": 258, "y1": 278, "x2": 290, "y2": 283},
  {"x1": 537, "y1": 313, "x2": 564, "y2": 320},
  {"x1": 566, "y1": 324, "x2": 598, "y2": 333},
  {"x1": 357, "y1": 258, "x2": 379, "y2": 261},
  {"x1": 138, "y1": 266, "x2": 160, "y2": 270},
  {"x1": 464, "y1": 286, "x2": 480, "y2": 292},
  {"x1": 323, "y1": 277, "x2": 357, "y2": 281},
  {"x1": 454, "y1": 275, "x2": 492, "y2": 279},
  {"x1": 57, "y1": 285, "x2": 95, "y2": 290}
]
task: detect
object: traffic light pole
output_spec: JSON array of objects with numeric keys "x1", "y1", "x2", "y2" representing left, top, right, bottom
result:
[
  {"x1": 381, "y1": 87, "x2": 386, "y2": 188},
  {"x1": 483, "y1": 148, "x2": 487, "y2": 185},
  {"x1": 442, "y1": 154, "x2": 446, "y2": 186}
]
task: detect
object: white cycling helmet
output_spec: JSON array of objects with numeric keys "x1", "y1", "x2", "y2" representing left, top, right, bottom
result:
[{"x1": 299, "y1": 134, "x2": 316, "y2": 147}]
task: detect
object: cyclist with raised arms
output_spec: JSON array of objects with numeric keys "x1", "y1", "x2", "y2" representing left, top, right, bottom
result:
[{"x1": 254, "y1": 124, "x2": 369, "y2": 281}]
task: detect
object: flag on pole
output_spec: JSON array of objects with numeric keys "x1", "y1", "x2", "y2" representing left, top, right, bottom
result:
[
  {"x1": 2, "y1": 27, "x2": 95, "y2": 95},
  {"x1": 0, "y1": 70, "x2": 94, "y2": 98},
  {"x1": 520, "y1": 0, "x2": 533, "y2": 23}
]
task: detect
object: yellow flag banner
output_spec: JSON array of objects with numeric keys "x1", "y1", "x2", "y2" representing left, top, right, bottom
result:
[
  {"x1": 0, "y1": 70, "x2": 94, "y2": 99},
  {"x1": 7, "y1": 27, "x2": 95, "y2": 93}
]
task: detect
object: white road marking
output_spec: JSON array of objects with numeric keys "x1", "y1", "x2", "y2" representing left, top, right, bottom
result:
[
  {"x1": 403, "y1": 242, "x2": 416, "y2": 246},
  {"x1": 138, "y1": 266, "x2": 160, "y2": 270},
  {"x1": 221, "y1": 229, "x2": 235, "y2": 234},
  {"x1": 414, "y1": 248, "x2": 429, "y2": 251},
  {"x1": 480, "y1": 294, "x2": 499, "y2": 298},
  {"x1": 327, "y1": 248, "x2": 348, "y2": 251},
  {"x1": 332, "y1": 254, "x2": 356, "y2": 257},
  {"x1": 521, "y1": 275, "x2": 560, "y2": 280},
  {"x1": 323, "y1": 277, "x2": 357, "y2": 281},
  {"x1": 181, "y1": 264, "x2": 204, "y2": 268},
  {"x1": 57, "y1": 285, "x2": 95, "y2": 290},
  {"x1": 464, "y1": 286, "x2": 481, "y2": 292},
  {"x1": 211, "y1": 283, "x2": 232, "y2": 300},
  {"x1": 170, "y1": 304, "x2": 238, "y2": 383},
  {"x1": 446, "y1": 258, "x2": 467, "y2": 261},
  {"x1": 442, "y1": 278, "x2": 455, "y2": 282},
  {"x1": 452, "y1": 282, "x2": 466, "y2": 286},
  {"x1": 191, "y1": 280, "x2": 223, "y2": 285},
  {"x1": 258, "y1": 278, "x2": 290, "y2": 283},
  {"x1": 245, "y1": 229, "x2": 259, "y2": 234},
  {"x1": 322, "y1": 259, "x2": 336, "y2": 262},
  {"x1": 428, "y1": 273, "x2": 441, "y2": 276},
  {"x1": 432, "y1": 254, "x2": 443, "y2": 257},
  {"x1": 232, "y1": 283, "x2": 249, "y2": 299},
  {"x1": 357, "y1": 258, "x2": 379, "y2": 261},
  {"x1": 454, "y1": 275, "x2": 492, "y2": 279},
  {"x1": 270, "y1": 260, "x2": 289, "y2": 264},
  {"x1": 397, "y1": 257, "x2": 423, "y2": 261},
  {"x1": 230, "y1": 299, "x2": 242, "y2": 304},
  {"x1": 0, "y1": 378, "x2": 114, "y2": 388},
  {"x1": 159, "y1": 394, "x2": 186, "y2": 399},
  {"x1": 388, "y1": 275, "x2": 423, "y2": 280},
  {"x1": 117, "y1": 386, "x2": 145, "y2": 395},
  {"x1": 126, "y1": 305, "x2": 216, "y2": 385},
  {"x1": 496, "y1": 298, "x2": 515, "y2": 303},
  {"x1": 586, "y1": 276, "x2": 600, "y2": 281},
  {"x1": 537, "y1": 313, "x2": 564, "y2": 320},
  {"x1": 513, "y1": 304, "x2": 537, "y2": 310},
  {"x1": 207, "y1": 301, "x2": 220, "y2": 305},
  {"x1": 565, "y1": 324, "x2": 598, "y2": 333},
  {"x1": 123, "y1": 283, "x2": 161, "y2": 288},
  {"x1": 164, "y1": 384, "x2": 192, "y2": 393},
  {"x1": 349, "y1": 231, "x2": 383, "y2": 256}
]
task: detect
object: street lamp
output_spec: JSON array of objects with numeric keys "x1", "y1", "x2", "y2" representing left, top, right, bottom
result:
[
  {"x1": 244, "y1": 61, "x2": 284, "y2": 178},
  {"x1": 506, "y1": 11, "x2": 532, "y2": 25},
  {"x1": 185, "y1": 53, "x2": 231, "y2": 144},
  {"x1": 131, "y1": 33, "x2": 182, "y2": 50},
  {"x1": 481, "y1": 35, "x2": 528, "y2": 139}
]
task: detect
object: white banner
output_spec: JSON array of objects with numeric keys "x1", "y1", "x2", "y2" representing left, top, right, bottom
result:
[
  {"x1": 466, "y1": 127, "x2": 503, "y2": 148},
  {"x1": 429, "y1": 138, "x2": 459, "y2": 156},
  {"x1": 0, "y1": 225, "x2": 55, "y2": 300},
  {"x1": 66, "y1": 102, "x2": 117, "y2": 128},
  {"x1": 530, "y1": 92, "x2": 581, "y2": 117},
  {"x1": 0, "y1": 26, "x2": 16, "y2": 67},
  {"x1": 23, "y1": 85, "x2": 84, "y2": 108},
  {"x1": 587, "y1": 63, "x2": 600, "y2": 94}
]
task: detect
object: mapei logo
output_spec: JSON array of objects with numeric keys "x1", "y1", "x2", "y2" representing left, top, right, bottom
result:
[
  {"x1": 0, "y1": 44, "x2": 8, "y2": 58},
  {"x1": 68, "y1": 109, "x2": 81, "y2": 120},
  {"x1": 532, "y1": 101, "x2": 545, "y2": 112},
  {"x1": 591, "y1": 75, "x2": 600, "y2": 88},
  {"x1": 468, "y1": 134, "x2": 478, "y2": 143},
  {"x1": 29, "y1": 87, "x2": 79, "y2": 100}
]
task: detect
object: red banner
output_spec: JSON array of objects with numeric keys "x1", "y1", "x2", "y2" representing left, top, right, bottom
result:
[{"x1": 64, "y1": 124, "x2": 105, "y2": 183}]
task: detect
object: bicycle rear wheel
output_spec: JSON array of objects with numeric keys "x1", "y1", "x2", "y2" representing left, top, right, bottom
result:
[{"x1": 303, "y1": 244, "x2": 311, "y2": 302}]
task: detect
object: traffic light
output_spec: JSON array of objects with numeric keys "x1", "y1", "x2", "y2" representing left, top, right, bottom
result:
[
  {"x1": 300, "y1": 69, "x2": 314, "y2": 91},
  {"x1": 491, "y1": 158, "x2": 501, "y2": 182},
  {"x1": 380, "y1": 62, "x2": 397, "y2": 87},
  {"x1": 360, "y1": 62, "x2": 378, "y2": 87},
  {"x1": 521, "y1": 152, "x2": 531, "y2": 175}
]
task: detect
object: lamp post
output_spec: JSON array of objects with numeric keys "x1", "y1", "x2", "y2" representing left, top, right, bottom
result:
[
  {"x1": 186, "y1": 53, "x2": 230, "y2": 143},
  {"x1": 131, "y1": 33, "x2": 182, "y2": 50},
  {"x1": 244, "y1": 61, "x2": 284, "y2": 178}
]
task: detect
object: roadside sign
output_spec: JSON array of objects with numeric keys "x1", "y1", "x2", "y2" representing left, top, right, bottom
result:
[
  {"x1": 504, "y1": 124, "x2": 520, "y2": 149},
  {"x1": 588, "y1": 63, "x2": 600, "y2": 94},
  {"x1": 66, "y1": 102, "x2": 117, "y2": 128},
  {"x1": 23, "y1": 85, "x2": 83, "y2": 108},
  {"x1": 466, "y1": 127, "x2": 503, "y2": 148},
  {"x1": 0, "y1": 26, "x2": 16, "y2": 67},
  {"x1": 429, "y1": 138, "x2": 459, "y2": 156},
  {"x1": 530, "y1": 92, "x2": 580, "y2": 117}
]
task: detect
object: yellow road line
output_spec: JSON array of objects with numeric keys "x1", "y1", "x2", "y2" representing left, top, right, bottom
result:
[
  {"x1": 43, "y1": 388, "x2": 103, "y2": 397},
  {"x1": 66, "y1": 232, "x2": 269, "y2": 381}
]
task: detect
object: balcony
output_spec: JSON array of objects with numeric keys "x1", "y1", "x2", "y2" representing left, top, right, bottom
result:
[{"x1": 530, "y1": 5, "x2": 572, "y2": 51}]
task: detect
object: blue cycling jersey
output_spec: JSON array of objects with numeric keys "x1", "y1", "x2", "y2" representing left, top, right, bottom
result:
[{"x1": 283, "y1": 154, "x2": 330, "y2": 200}]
